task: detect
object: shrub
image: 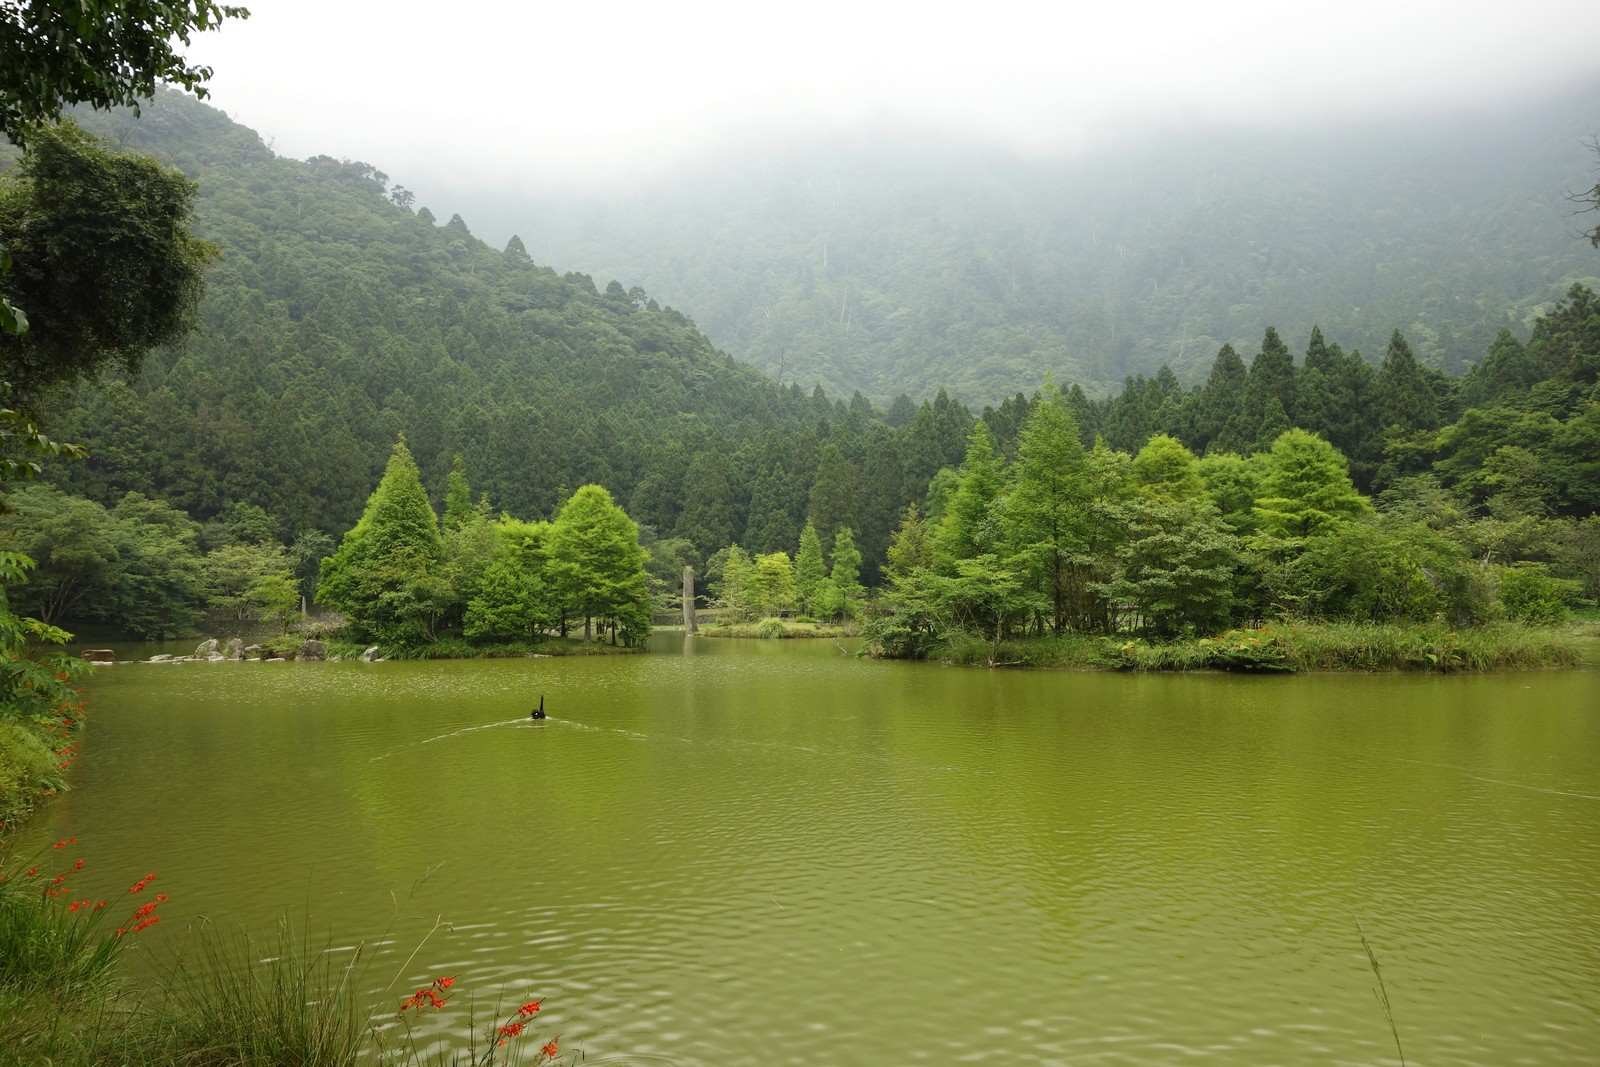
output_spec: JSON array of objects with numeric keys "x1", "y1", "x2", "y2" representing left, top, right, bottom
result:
[{"x1": 1496, "y1": 563, "x2": 1583, "y2": 624}]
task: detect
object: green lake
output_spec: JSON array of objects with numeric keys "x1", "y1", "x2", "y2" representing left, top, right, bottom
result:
[{"x1": 19, "y1": 635, "x2": 1600, "y2": 1065}]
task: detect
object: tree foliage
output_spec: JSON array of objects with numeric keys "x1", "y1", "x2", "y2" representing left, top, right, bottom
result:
[
  {"x1": 0, "y1": 0, "x2": 247, "y2": 144},
  {"x1": 317, "y1": 438, "x2": 445, "y2": 644},
  {"x1": 0, "y1": 121, "x2": 216, "y2": 405}
]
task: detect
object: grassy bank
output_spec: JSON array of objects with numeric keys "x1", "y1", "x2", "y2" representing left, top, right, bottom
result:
[
  {"x1": 927, "y1": 622, "x2": 1587, "y2": 672},
  {"x1": 699, "y1": 616, "x2": 855, "y2": 639},
  {"x1": 0, "y1": 845, "x2": 571, "y2": 1066}
]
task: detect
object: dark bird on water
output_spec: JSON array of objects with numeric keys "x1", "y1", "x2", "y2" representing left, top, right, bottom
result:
[{"x1": 531, "y1": 695, "x2": 546, "y2": 720}]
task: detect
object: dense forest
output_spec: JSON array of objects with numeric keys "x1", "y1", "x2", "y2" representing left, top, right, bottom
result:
[
  {"x1": 0, "y1": 91, "x2": 1597, "y2": 647},
  {"x1": 461, "y1": 91, "x2": 1600, "y2": 405}
]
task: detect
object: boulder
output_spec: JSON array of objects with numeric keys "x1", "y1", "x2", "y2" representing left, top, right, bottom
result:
[
  {"x1": 205, "y1": 652, "x2": 226, "y2": 662},
  {"x1": 194, "y1": 638, "x2": 219, "y2": 658},
  {"x1": 300, "y1": 639, "x2": 326, "y2": 661},
  {"x1": 147, "y1": 654, "x2": 174, "y2": 663},
  {"x1": 243, "y1": 644, "x2": 265, "y2": 660},
  {"x1": 82, "y1": 648, "x2": 117, "y2": 663},
  {"x1": 226, "y1": 638, "x2": 245, "y2": 661},
  {"x1": 361, "y1": 645, "x2": 382, "y2": 663}
]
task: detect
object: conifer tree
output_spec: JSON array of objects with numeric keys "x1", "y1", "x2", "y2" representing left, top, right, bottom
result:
[
  {"x1": 934, "y1": 420, "x2": 1003, "y2": 568},
  {"x1": 1132, "y1": 434, "x2": 1204, "y2": 501},
  {"x1": 548, "y1": 484, "x2": 652, "y2": 644},
  {"x1": 1252, "y1": 429, "x2": 1369, "y2": 539},
  {"x1": 1005, "y1": 381, "x2": 1091, "y2": 632},
  {"x1": 1379, "y1": 329, "x2": 1442, "y2": 433},
  {"x1": 317, "y1": 436, "x2": 446, "y2": 644},
  {"x1": 793, "y1": 522, "x2": 827, "y2": 614},
  {"x1": 817, "y1": 527, "x2": 864, "y2": 620},
  {"x1": 806, "y1": 442, "x2": 862, "y2": 550},
  {"x1": 1241, "y1": 327, "x2": 1297, "y2": 451},
  {"x1": 883, "y1": 503, "x2": 933, "y2": 587},
  {"x1": 441, "y1": 455, "x2": 473, "y2": 532}
]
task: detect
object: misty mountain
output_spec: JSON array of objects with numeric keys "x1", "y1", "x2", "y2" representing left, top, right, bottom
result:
[
  {"x1": 42, "y1": 92, "x2": 833, "y2": 540},
  {"x1": 433, "y1": 90, "x2": 1600, "y2": 406}
]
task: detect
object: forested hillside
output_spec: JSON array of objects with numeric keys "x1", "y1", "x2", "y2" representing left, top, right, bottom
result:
[
  {"x1": 4, "y1": 90, "x2": 1597, "y2": 644},
  {"x1": 456, "y1": 90, "x2": 1600, "y2": 405},
  {"x1": 17, "y1": 92, "x2": 974, "y2": 603}
]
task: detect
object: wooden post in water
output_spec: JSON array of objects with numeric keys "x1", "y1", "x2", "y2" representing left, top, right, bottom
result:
[{"x1": 683, "y1": 566, "x2": 697, "y2": 634}]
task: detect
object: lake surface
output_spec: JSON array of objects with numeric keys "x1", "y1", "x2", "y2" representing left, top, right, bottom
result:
[{"x1": 19, "y1": 636, "x2": 1600, "y2": 1065}]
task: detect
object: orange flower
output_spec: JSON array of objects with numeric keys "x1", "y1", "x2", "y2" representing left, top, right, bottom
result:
[
  {"x1": 541, "y1": 1038, "x2": 559, "y2": 1058},
  {"x1": 517, "y1": 999, "x2": 542, "y2": 1018},
  {"x1": 52, "y1": 837, "x2": 76, "y2": 848},
  {"x1": 497, "y1": 1022, "x2": 525, "y2": 1039},
  {"x1": 434, "y1": 975, "x2": 456, "y2": 989}
]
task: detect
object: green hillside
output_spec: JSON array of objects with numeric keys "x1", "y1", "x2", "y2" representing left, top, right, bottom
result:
[
  {"x1": 34, "y1": 93, "x2": 826, "y2": 535},
  {"x1": 454, "y1": 92, "x2": 1600, "y2": 405},
  {"x1": 11, "y1": 93, "x2": 976, "y2": 590}
]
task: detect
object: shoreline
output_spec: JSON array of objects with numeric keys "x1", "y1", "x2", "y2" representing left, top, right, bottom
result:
[{"x1": 868, "y1": 620, "x2": 1595, "y2": 673}]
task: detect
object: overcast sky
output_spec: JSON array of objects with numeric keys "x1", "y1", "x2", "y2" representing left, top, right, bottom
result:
[{"x1": 186, "y1": 0, "x2": 1600, "y2": 192}]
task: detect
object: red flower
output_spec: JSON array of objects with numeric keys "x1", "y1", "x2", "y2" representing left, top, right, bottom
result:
[
  {"x1": 434, "y1": 975, "x2": 456, "y2": 989},
  {"x1": 52, "y1": 837, "x2": 76, "y2": 848},
  {"x1": 517, "y1": 999, "x2": 542, "y2": 1018},
  {"x1": 497, "y1": 1022, "x2": 525, "y2": 1039},
  {"x1": 132, "y1": 916, "x2": 160, "y2": 932},
  {"x1": 541, "y1": 1038, "x2": 560, "y2": 1058},
  {"x1": 154, "y1": 893, "x2": 168, "y2": 902}
]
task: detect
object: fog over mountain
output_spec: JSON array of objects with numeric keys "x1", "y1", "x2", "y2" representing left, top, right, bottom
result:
[
  {"x1": 191, "y1": 0, "x2": 1600, "y2": 193},
  {"x1": 171, "y1": 1, "x2": 1600, "y2": 403}
]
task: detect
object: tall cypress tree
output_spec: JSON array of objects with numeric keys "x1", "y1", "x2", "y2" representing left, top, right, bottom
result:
[
  {"x1": 1005, "y1": 382, "x2": 1091, "y2": 632},
  {"x1": 934, "y1": 420, "x2": 1003, "y2": 568},
  {"x1": 1241, "y1": 327, "x2": 1297, "y2": 451},
  {"x1": 1379, "y1": 329, "x2": 1441, "y2": 433},
  {"x1": 317, "y1": 436, "x2": 445, "y2": 643}
]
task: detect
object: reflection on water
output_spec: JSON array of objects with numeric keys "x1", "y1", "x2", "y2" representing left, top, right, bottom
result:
[{"x1": 21, "y1": 635, "x2": 1600, "y2": 1065}]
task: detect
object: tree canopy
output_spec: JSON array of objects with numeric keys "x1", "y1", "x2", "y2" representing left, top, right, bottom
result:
[
  {"x1": 0, "y1": 120, "x2": 215, "y2": 406},
  {"x1": 0, "y1": 0, "x2": 247, "y2": 144}
]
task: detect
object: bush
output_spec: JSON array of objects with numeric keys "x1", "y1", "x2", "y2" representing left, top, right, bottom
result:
[
  {"x1": 0, "y1": 722, "x2": 62, "y2": 821},
  {"x1": 1497, "y1": 563, "x2": 1583, "y2": 624}
]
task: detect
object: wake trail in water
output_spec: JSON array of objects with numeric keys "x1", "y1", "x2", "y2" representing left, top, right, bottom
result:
[
  {"x1": 1374, "y1": 754, "x2": 1599, "y2": 801},
  {"x1": 368, "y1": 716, "x2": 555, "y2": 761},
  {"x1": 365, "y1": 714, "x2": 982, "y2": 777}
]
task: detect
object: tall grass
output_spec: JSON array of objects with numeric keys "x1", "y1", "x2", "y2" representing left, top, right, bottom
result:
[
  {"x1": 0, "y1": 841, "x2": 571, "y2": 1067},
  {"x1": 924, "y1": 621, "x2": 1584, "y2": 672},
  {"x1": 1281, "y1": 622, "x2": 1583, "y2": 672},
  {"x1": 134, "y1": 919, "x2": 369, "y2": 1067}
]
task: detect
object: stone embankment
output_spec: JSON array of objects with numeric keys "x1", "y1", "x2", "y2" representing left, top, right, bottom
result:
[{"x1": 87, "y1": 638, "x2": 383, "y2": 664}]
